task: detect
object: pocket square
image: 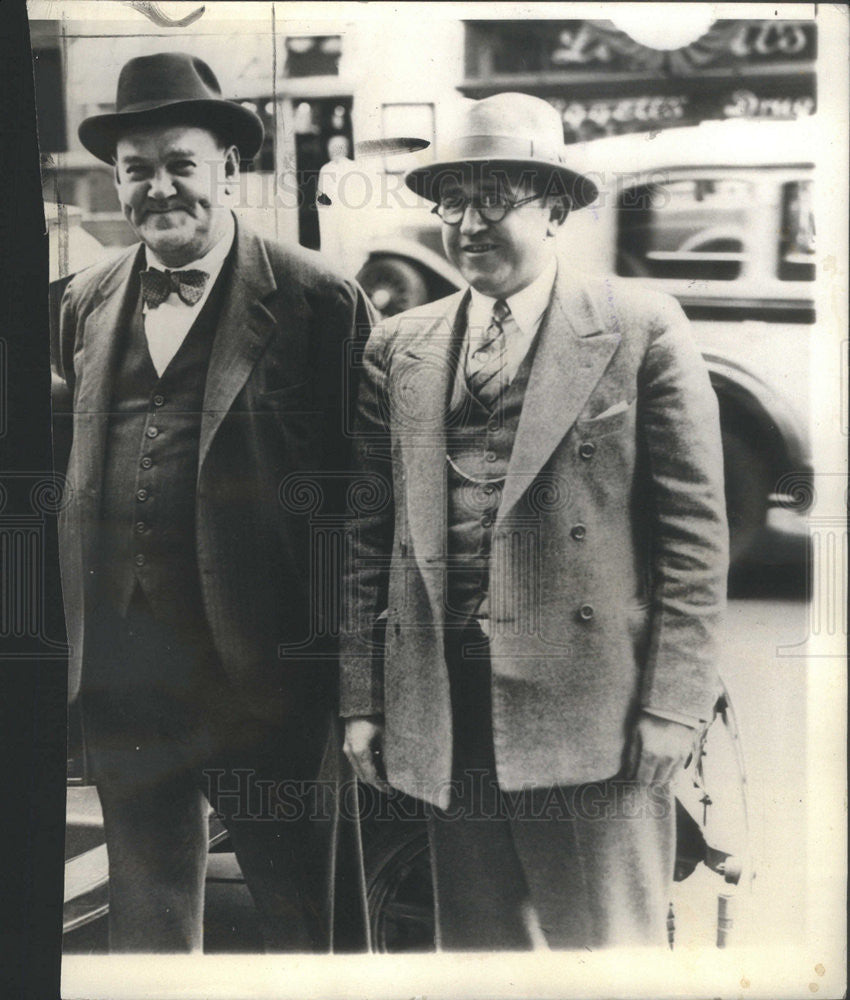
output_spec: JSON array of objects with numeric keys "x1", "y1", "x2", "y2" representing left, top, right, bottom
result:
[{"x1": 591, "y1": 399, "x2": 631, "y2": 420}]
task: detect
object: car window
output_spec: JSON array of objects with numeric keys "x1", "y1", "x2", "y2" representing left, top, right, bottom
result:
[
  {"x1": 779, "y1": 180, "x2": 815, "y2": 281},
  {"x1": 616, "y1": 177, "x2": 754, "y2": 282}
]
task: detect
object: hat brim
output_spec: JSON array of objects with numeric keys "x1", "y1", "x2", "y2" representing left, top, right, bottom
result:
[
  {"x1": 79, "y1": 98, "x2": 264, "y2": 164},
  {"x1": 405, "y1": 157, "x2": 598, "y2": 211}
]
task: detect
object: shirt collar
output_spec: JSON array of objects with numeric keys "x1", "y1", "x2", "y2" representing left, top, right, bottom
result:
[
  {"x1": 144, "y1": 210, "x2": 235, "y2": 279},
  {"x1": 467, "y1": 255, "x2": 558, "y2": 341}
]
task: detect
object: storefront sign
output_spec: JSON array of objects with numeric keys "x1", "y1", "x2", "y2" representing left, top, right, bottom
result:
[
  {"x1": 550, "y1": 94, "x2": 688, "y2": 131},
  {"x1": 723, "y1": 90, "x2": 816, "y2": 120},
  {"x1": 468, "y1": 19, "x2": 816, "y2": 78}
]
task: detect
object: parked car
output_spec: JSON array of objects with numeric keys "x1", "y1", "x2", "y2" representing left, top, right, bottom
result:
[{"x1": 353, "y1": 118, "x2": 816, "y2": 566}]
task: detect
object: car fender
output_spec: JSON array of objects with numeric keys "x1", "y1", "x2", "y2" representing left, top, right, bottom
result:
[
  {"x1": 703, "y1": 354, "x2": 812, "y2": 486},
  {"x1": 362, "y1": 236, "x2": 462, "y2": 289}
]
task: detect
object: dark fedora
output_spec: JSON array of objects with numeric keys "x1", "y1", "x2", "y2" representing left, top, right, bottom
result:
[
  {"x1": 78, "y1": 52, "x2": 264, "y2": 164},
  {"x1": 405, "y1": 93, "x2": 597, "y2": 211}
]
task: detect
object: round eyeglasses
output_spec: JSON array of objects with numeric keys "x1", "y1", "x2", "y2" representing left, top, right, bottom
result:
[{"x1": 431, "y1": 192, "x2": 545, "y2": 225}]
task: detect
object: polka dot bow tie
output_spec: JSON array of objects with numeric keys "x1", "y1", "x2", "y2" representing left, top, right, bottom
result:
[{"x1": 140, "y1": 267, "x2": 209, "y2": 308}]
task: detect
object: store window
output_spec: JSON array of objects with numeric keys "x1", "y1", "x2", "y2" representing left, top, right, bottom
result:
[
  {"x1": 236, "y1": 98, "x2": 276, "y2": 173},
  {"x1": 779, "y1": 180, "x2": 815, "y2": 281},
  {"x1": 285, "y1": 36, "x2": 343, "y2": 77},
  {"x1": 617, "y1": 177, "x2": 753, "y2": 281}
]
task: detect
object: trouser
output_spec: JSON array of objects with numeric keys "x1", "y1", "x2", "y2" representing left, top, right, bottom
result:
[
  {"x1": 427, "y1": 623, "x2": 676, "y2": 951},
  {"x1": 79, "y1": 588, "x2": 335, "y2": 953}
]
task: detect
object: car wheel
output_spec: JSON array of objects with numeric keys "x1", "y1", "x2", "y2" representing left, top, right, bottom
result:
[
  {"x1": 722, "y1": 427, "x2": 772, "y2": 565},
  {"x1": 365, "y1": 825, "x2": 435, "y2": 952},
  {"x1": 356, "y1": 257, "x2": 429, "y2": 317}
]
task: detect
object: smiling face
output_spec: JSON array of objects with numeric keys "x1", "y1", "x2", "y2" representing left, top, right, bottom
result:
[
  {"x1": 114, "y1": 124, "x2": 239, "y2": 267},
  {"x1": 440, "y1": 169, "x2": 567, "y2": 299}
]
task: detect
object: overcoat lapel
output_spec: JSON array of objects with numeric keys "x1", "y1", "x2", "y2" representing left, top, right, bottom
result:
[
  {"x1": 497, "y1": 267, "x2": 621, "y2": 526},
  {"x1": 397, "y1": 291, "x2": 468, "y2": 609},
  {"x1": 197, "y1": 223, "x2": 283, "y2": 477},
  {"x1": 72, "y1": 245, "x2": 145, "y2": 507}
]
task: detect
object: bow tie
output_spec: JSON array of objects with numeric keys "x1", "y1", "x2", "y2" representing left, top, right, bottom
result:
[{"x1": 140, "y1": 267, "x2": 209, "y2": 308}]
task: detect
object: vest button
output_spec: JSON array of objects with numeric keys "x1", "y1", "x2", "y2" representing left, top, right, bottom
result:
[
  {"x1": 487, "y1": 418, "x2": 500, "y2": 432},
  {"x1": 579, "y1": 442, "x2": 596, "y2": 460},
  {"x1": 136, "y1": 489, "x2": 148, "y2": 502},
  {"x1": 153, "y1": 394, "x2": 165, "y2": 407},
  {"x1": 146, "y1": 426, "x2": 159, "y2": 439},
  {"x1": 481, "y1": 515, "x2": 493, "y2": 528},
  {"x1": 485, "y1": 451, "x2": 497, "y2": 463},
  {"x1": 579, "y1": 604, "x2": 594, "y2": 621},
  {"x1": 134, "y1": 554, "x2": 146, "y2": 567},
  {"x1": 140, "y1": 457, "x2": 153, "y2": 470},
  {"x1": 483, "y1": 484, "x2": 496, "y2": 495},
  {"x1": 570, "y1": 524, "x2": 587, "y2": 540},
  {"x1": 135, "y1": 521, "x2": 147, "y2": 534}
]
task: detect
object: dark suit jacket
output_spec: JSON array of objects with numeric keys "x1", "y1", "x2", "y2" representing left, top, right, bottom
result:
[
  {"x1": 56, "y1": 217, "x2": 373, "y2": 719},
  {"x1": 341, "y1": 264, "x2": 728, "y2": 807}
]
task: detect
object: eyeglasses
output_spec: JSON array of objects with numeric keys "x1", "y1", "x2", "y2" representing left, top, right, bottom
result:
[{"x1": 431, "y1": 192, "x2": 544, "y2": 225}]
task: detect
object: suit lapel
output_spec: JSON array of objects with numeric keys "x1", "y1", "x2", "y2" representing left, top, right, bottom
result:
[
  {"x1": 497, "y1": 266, "x2": 621, "y2": 526},
  {"x1": 73, "y1": 245, "x2": 145, "y2": 505},
  {"x1": 197, "y1": 222, "x2": 281, "y2": 477},
  {"x1": 398, "y1": 292, "x2": 467, "y2": 600}
]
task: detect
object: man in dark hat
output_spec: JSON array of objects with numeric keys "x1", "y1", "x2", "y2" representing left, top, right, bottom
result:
[
  {"x1": 56, "y1": 52, "x2": 373, "y2": 952},
  {"x1": 342, "y1": 93, "x2": 728, "y2": 949}
]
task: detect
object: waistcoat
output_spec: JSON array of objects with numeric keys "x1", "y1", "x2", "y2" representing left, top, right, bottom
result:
[
  {"x1": 97, "y1": 264, "x2": 229, "y2": 626},
  {"x1": 444, "y1": 343, "x2": 535, "y2": 623}
]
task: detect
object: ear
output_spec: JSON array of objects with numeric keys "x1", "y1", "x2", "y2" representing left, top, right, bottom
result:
[
  {"x1": 224, "y1": 146, "x2": 239, "y2": 194},
  {"x1": 546, "y1": 196, "x2": 570, "y2": 235},
  {"x1": 223, "y1": 145, "x2": 240, "y2": 192}
]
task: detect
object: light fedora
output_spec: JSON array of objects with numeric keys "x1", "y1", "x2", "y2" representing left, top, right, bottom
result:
[
  {"x1": 78, "y1": 52, "x2": 264, "y2": 164},
  {"x1": 405, "y1": 92, "x2": 597, "y2": 210}
]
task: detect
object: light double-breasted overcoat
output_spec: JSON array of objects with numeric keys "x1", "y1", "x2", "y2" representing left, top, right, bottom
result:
[{"x1": 341, "y1": 264, "x2": 728, "y2": 807}]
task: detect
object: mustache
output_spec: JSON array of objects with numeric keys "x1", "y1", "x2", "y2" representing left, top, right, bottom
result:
[{"x1": 143, "y1": 203, "x2": 191, "y2": 215}]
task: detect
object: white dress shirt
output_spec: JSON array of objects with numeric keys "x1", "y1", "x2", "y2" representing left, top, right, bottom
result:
[
  {"x1": 464, "y1": 255, "x2": 558, "y2": 385},
  {"x1": 142, "y1": 212, "x2": 235, "y2": 377}
]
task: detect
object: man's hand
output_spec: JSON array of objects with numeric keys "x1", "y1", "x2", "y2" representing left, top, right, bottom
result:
[
  {"x1": 343, "y1": 715, "x2": 390, "y2": 791},
  {"x1": 625, "y1": 713, "x2": 698, "y2": 786}
]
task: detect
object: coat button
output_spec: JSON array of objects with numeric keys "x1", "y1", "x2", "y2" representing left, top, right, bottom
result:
[
  {"x1": 153, "y1": 393, "x2": 165, "y2": 407},
  {"x1": 134, "y1": 554, "x2": 146, "y2": 567},
  {"x1": 579, "y1": 442, "x2": 596, "y2": 460},
  {"x1": 487, "y1": 418, "x2": 500, "y2": 432},
  {"x1": 134, "y1": 521, "x2": 146, "y2": 534},
  {"x1": 146, "y1": 426, "x2": 159, "y2": 439},
  {"x1": 140, "y1": 457, "x2": 153, "y2": 470},
  {"x1": 481, "y1": 515, "x2": 493, "y2": 528},
  {"x1": 570, "y1": 524, "x2": 586, "y2": 540},
  {"x1": 136, "y1": 489, "x2": 148, "y2": 502},
  {"x1": 579, "y1": 604, "x2": 594, "y2": 621},
  {"x1": 485, "y1": 451, "x2": 497, "y2": 463}
]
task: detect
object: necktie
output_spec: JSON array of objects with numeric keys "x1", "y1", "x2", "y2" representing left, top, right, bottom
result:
[
  {"x1": 467, "y1": 299, "x2": 510, "y2": 407},
  {"x1": 140, "y1": 267, "x2": 209, "y2": 309}
]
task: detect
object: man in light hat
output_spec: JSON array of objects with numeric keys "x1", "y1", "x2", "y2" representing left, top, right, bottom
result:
[
  {"x1": 56, "y1": 52, "x2": 372, "y2": 952},
  {"x1": 342, "y1": 93, "x2": 727, "y2": 949}
]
